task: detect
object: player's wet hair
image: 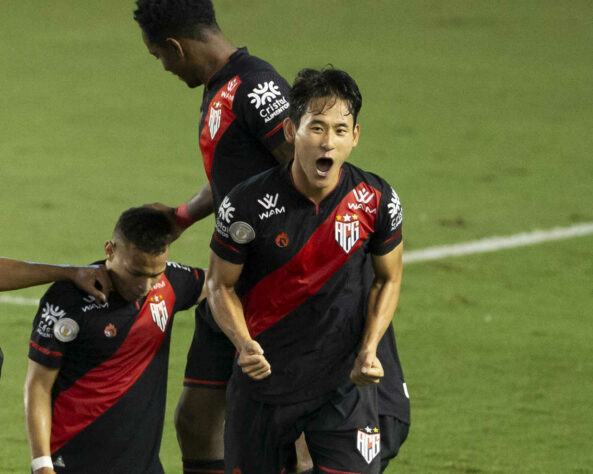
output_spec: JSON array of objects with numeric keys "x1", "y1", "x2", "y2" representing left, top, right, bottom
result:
[
  {"x1": 134, "y1": 0, "x2": 219, "y2": 44},
  {"x1": 113, "y1": 207, "x2": 172, "y2": 255},
  {"x1": 289, "y1": 67, "x2": 363, "y2": 128}
]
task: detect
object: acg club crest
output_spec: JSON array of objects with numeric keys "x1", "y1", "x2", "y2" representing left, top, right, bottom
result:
[
  {"x1": 356, "y1": 426, "x2": 381, "y2": 464},
  {"x1": 150, "y1": 296, "x2": 169, "y2": 332},
  {"x1": 208, "y1": 102, "x2": 222, "y2": 139},
  {"x1": 335, "y1": 213, "x2": 360, "y2": 253}
]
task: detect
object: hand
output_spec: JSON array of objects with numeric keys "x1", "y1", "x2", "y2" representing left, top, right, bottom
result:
[
  {"x1": 350, "y1": 350, "x2": 384, "y2": 386},
  {"x1": 71, "y1": 265, "x2": 112, "y2": 303},
  {"x1": 238, "y1": 340, "x2": 271, "y2": 380},
  {"x1": 143, "y1": 202, "x2": 184, "y2": 242}
]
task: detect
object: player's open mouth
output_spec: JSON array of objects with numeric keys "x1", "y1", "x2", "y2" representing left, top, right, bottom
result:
[{"x1": 316, "y1": 158, "x2": 333, "y2": 177}]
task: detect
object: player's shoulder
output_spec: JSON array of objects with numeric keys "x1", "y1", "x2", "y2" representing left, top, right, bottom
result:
[
  {"x1": 344, "y1": 162, "x2": 393, "y2": 190},
  {"x1": 164, "y1": 261, "x2": 202, "y2": 283},
  {"x1": 228, "y1": 164, "x2": 285, "y2": 199},
  {"x1": 35, "y1": 280, "x2": 98, "y2": 331}
]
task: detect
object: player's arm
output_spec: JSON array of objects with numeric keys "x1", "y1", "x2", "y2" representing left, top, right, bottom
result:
[
  {"x1": 145, "y1": 181, "x2": 214, "y2": 240},
  {"x1": 0, "y1": 258, "x2": 110, "y2": 302},
  {"x1": 351, "y1": 243, "x2": 403, "y2": 386},
  {"x1": 206, "y1": 252, "x2": 271, "y2": 380},
  {"x1": 24, "y1": 359, "x2": 59, "y2": 474}
]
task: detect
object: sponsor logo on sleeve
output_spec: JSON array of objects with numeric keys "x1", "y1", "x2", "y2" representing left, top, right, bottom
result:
[
  {"x1": 247, "y1": 81, "x2": 289, "y2": 123},
  {"x1": 257, "y1": 193, "x2": 285, "y2": 220},
  {"x1": 387, "y1": 188, "x2": 403, "y2": 230},
  {"x1": 218, "y1": 196, "x2": 235, "y2": 224},
  {"x1": 229, "y1": 221, "x2": 256, "y2": 244},
  {"x1": 166, "y1": 262, "x2": 192, "y2": 272},
  {"x1": 335, "y1": 213, "x2": 360, "y2": 253},
  {"x1": 357, "y1": 426, "x2": 381, "y2": 464},
  {"x1": 53, "y1": 318, "x2": 79, "y2": 342},
  {"x1": 150, "y1": 295, "x2": 169, "y2": 332},
  {"x1": 37, "y1": 302, "x2": 66, "y2": 338}
]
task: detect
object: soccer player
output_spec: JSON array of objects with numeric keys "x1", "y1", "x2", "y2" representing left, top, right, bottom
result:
[
  {"x1": 133, "y1": 1, "x2": 295, "y2": 471},
  {"x1": 206, "y1": 67, "x2": 407, "y2": 473},
  {"x1": 0, "y1": 258, "x2": 112, "y2": 380},
  {"x1": 24, "y1": 207, "x2": 206, "y2": 474}
]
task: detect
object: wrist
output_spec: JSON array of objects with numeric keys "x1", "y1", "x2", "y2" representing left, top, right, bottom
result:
[
  {"x1": 174, "y1": 202, "x2": 196, "y2": 229},
  {"x1": 31, "y1": 456, "x2": 53, "y2": 472}
]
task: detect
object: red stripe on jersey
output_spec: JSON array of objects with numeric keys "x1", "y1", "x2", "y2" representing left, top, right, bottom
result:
[
  {"x1": 318, "y1": 465, "x2": 362, "y2": 474},
  {"x1": 264, "y1": 121, "x2": 284, "y2": 139},
  {"x1": 50, "y1": 274, "x2": 177, "y2": 453},
  {"x1": 212, "y1": 233, "x2": 241, "y2": 253},
  {"x1": 241, "y1": 183, "x2": 382, "y2": 337},
  {"x1": 383, "y1": 229, "x2": 402, "y2": 244},
  {"x1": 183, "y1": 378, "x2": 228, "y2": 386},
  {"x1": 30, "y1": 340, "x2": 62, "y2": 358},
  {"x1": 200, "y1": 76, "x2": 242, "y2": 181}
]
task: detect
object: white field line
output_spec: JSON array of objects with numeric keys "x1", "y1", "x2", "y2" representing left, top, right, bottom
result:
[{"x1": 1, "y1": 222, "x2": 593, "y2": 308}]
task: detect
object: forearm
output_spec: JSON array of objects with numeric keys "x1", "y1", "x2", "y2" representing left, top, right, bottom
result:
[
  {"x1": 207, "y1": 282, "x2": 252, "y2": 351},
  {"x1": 24, "y1": 376, "x2": 54, "y2": 460},
  {"x1": 0, "y1": 259, "x2": 75, "y2": 291},
  {"x1": 361, "y1": 278, "x2": 401, "y2": 354},
  {"x1": 185, "y1": 182, "x2": 214, "y2": 222}
]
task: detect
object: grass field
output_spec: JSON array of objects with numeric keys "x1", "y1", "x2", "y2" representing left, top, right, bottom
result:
[{"x1": 1, "y1": 1, "x2": 592, "y2": 472}]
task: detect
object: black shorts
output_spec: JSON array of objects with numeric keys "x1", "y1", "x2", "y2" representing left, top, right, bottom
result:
[
  {"x1": 379, "y1": 415, "x2": 409, "y2": 472},
  {"x1": 183, "y1": 301, "x2": 235, "y2": 389},
  {"x1": 225, "y1": 378, "x2": 382, "y2": 474}
]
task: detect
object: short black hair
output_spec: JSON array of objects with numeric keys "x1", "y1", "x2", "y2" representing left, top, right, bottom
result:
[
  {"x1": 113, "y1": 207, "x2": 172, "y2": 255},
  {"x1": 134, "y1": 0, "x2": 219, "y2": 44},
  {"x1": 288, "y1": 67, "x2": 363, "y2": 128}
]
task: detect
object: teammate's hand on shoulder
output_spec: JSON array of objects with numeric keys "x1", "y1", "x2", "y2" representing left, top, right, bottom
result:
[
  {"x1": 143, "y1": 202, "x2": 184, "y2": 241},
  {"x1": 350, "y1": 350, "x2": 384, "y2": 386},
  {"x1": 238, "y1": 339, "x2": 271, "y2": 380},
  {"x1": 71, "y1": 265, "x2": 112, "y2": 303}
]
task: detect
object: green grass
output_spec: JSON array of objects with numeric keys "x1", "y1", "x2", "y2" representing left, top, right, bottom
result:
[{"x1": 1, "y1": 1, "x2": 592, "y2": 472}]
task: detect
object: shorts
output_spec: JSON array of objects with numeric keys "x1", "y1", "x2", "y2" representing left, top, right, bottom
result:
[
  {"x1": 183, "y1": 301, "x2": 235, "y2": 389},
  {"x1": 224, "y1": 378, "x2": 381, "y2": 474},
  {"x1": 379, "y1": 415, "x2": 409, "y2": 472}
]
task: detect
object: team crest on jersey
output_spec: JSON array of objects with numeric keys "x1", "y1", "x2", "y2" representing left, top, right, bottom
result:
[
  {"x1": 104, "y1": 323, "x2": 117, "y2": 338},
  {"x1": 54, "y1": 318, "x2": 79, "y2": 342},
  {"x1": 37, "y1": 302, "x2": 67, "y2": 338},
  {"x1": 150, "y1": 297, "x2": 169, "y2": 332},
  {"x1": 209, "y1": 101, "x2": 222, "y2": 139},
  {"x1": 357, "y1": 426, "x2": 381, "y2": 464},
  {"x1": 335, "y1": 213, "x2": 360, "y2": 253}
]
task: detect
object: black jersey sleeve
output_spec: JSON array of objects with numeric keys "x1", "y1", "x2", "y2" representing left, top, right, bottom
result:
[
  {"x1": 210, "y1": 186, "x2": 256, "y2": 265},
  {"x1": 369, "y1": 179, "x2": 403, "y2": 255},
  {"x1": 28, "y1": 283, "x2": 83, "y2": 369},
  {"x1": 165, "y1": 262, "x2": 205, "y2": 312},
  {"x1": 235, "y1": 70, "x2": 291, "y2": 154}
]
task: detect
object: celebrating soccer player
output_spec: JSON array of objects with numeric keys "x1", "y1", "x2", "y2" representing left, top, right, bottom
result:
[{"x1": 206, "y1": 68, "x2": 408, "y2": 473}]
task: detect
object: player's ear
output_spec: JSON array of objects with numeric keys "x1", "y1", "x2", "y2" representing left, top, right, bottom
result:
[
  {"x1": 104, "y1": 240, "x2": 115, "y2": 261},
  {"x1": 165, "y1": 37, "x2": 185, "y2": 58},
  {"x1": 283, "y1": 117, "x2": 296, "y2": 144},
  {"x1": 352, "y1": 123, "x2": 360, "y2": 147}
]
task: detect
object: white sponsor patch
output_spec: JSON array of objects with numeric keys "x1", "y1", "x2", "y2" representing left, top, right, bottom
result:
[
  {"x1": 37, "y1": 302, "x2": 67, "y2": 338},
  {"x1": 230, "y1": 221, "x2": 256, "y2": 244},
  {"x1": 53, "y1": 318, "x2": 79, "y2": 342},
  {"x1": 387, "y1": 187, "x2": 402, "y2": 230},
  {"x1": 218, "y1": 196, "x2": 235, "y2": 224},
  {"x1": 257, "y1": 193, "x2": 286, "y2": 220},
  {"x1": 357, "y1": 426, "x2": 381, "y2": 464},
  {"x1": 248, "y1": 81, "x2": 281, "y2": 109}
]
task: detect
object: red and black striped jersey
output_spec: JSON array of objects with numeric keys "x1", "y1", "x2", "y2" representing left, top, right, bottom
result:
[
  {"x1": 210, "y1": 162, "x2": 404, "y2": 405},
  {"x1": 28, "y1": 261, "x2": 204, "y2": 473},
  {"x1": 199, "y1": 47, "x2": 291, "y2": 209}
]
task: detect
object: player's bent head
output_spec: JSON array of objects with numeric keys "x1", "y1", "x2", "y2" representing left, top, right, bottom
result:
[
  {"x1": 134, "y1": 0, "x2": 220, "y2": 44},
  {"x1": 105, "y1": 207, "x2": 172, "y2": 302},
  {"x1": 288, "y1": 67, "x2": 362, "y2": 129}
]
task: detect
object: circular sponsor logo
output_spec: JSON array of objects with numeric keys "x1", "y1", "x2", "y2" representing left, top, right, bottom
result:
[
  {"x1": 229, "y1": 221, "x2": 255, "y2": 244},
  {"x1": 53, "y1": 318, "x2": 79, "y2": 342},
  {"x1": 275, "y1": 232, "x2": 289, "y2": 248}
]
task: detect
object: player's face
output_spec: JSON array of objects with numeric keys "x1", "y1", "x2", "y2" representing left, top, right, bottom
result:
[
  {"x1": 286, "y1": 97, "x2": 360, "y2": 201},
  {"x1": 142, "y1": 31, "x2": 203, "y2": 88},
  {"x1": 104, "y1": 240, "x2": 168, "y2": 302}
]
